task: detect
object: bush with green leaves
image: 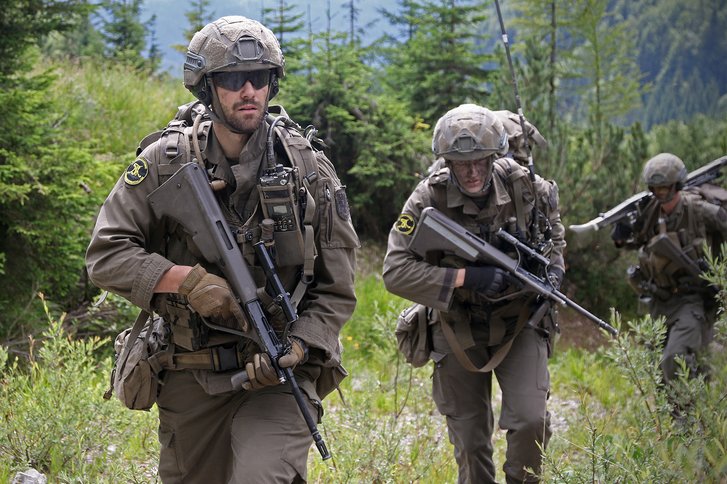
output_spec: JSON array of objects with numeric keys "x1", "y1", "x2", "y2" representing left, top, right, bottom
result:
[
  {"x1": 0, "y1": 295, "x2": 159, "y2": 483},
  {"x1": 544, "y1": 249, "x2": 727, "y2": 481}
]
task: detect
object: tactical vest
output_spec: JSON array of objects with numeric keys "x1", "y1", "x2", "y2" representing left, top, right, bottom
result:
[
  {"x1": 428, "y1": 157, "x2": 554, "y2": 259},
  {"x1": 139, "y1": 101, "x2": 326, "y2": 351},
  {"x1": 427, "y1": 157, "x2": 556, "y2": 348},
  {"x1": 636, "y1": 195, "x2": 707, "y2": 289}
]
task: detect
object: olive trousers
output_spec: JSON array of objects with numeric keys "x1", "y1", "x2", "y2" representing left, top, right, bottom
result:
[
  {"x1": 432, "y1": 327, "x2": 552, "y2": 483},
  {"x1": 649, "y1": 293, "x2": 714, "y2": 382},
  {"x1": 156, "y1": 369, "x2": 317, "y2": 483}
]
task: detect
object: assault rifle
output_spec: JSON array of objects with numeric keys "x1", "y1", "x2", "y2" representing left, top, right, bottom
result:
[
  {"x1": 647, "y1": 233, "x2": 703, "y2": 279},
  {"x1": 569, "y1": 155, "x2": 727, "y2": 234},
  {"x1": 409, "y1": 207, "x2": 618, "y2": 336},
  {"x1": 148, "y1": 162, "x2": 331, "y2": 460}
]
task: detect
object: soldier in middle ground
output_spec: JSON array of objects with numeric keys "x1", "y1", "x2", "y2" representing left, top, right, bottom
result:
[
  {"x1": 611, "y1": 153, "x2": 727, "y2": 385},
  {"x1": 383, "y1": 103, "x2": 565, "y2": 483}
]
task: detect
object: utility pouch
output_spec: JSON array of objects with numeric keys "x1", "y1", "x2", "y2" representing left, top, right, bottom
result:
[
  {"x1": 395, "y1": 303, "x2": 432, "y2": 368},
  {"x1": 104, "y1": 311, "x2": 172, "y2": 411}
]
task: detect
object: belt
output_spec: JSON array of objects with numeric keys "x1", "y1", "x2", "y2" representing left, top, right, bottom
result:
[{"x1": 170, "y1": 345, "x2": 244, "y2": 372}]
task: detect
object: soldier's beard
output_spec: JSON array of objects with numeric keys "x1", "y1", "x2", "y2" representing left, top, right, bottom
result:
[{"x1": 221, "y1": 99, "x2": 268, "y2": 134}]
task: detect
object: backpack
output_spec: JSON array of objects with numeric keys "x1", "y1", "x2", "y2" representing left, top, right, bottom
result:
[{"x1": 684, "y1": 182, "x2": 727, "y2": 256}]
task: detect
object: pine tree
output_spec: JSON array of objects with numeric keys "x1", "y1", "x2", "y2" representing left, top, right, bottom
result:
[
  {"x1": 380, "y1": 0, "x2": 495, "y2": 125},
  {"x1": 173, "y1": 0, "x2": 216, "y2": 53},
  {"x1": 97, "y1": 0, "x2": 149, "y2": 69},
  {"x1": 281, "y1": 3, "x2": 431, "y2": 237},
  {"x1": 263, "y1": 0, "x2": 306, "y2": 72}
]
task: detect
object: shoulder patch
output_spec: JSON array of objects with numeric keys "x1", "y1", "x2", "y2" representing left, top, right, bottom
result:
[
  {"x1": 394, "y1": 213, "x2": 417, "y2": 235},
  {"x1": 124, "y1": 158, "x2": 149, "y2": 186},
  {"x1": 335, "y1": 187, "x2": 351, "y2": 220}
]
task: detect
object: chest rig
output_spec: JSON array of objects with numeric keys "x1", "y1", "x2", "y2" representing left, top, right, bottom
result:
[
  {"x1": 428, "y1": 158, "x2": 556, "y2": 351},
  {"x1": 430, "y1": 157, "x2": 553, "y2": 271},
  {"x1": 140, "y1": 102, "x2": 321, "y2": 351},
  {"x1": 636, "y1": 196, "x2": 707, "y2": 288}
]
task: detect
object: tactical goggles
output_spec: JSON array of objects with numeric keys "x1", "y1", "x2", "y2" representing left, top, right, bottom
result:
[{"x1": 212, "y1": 70, "x2": 272, "y2": 91}]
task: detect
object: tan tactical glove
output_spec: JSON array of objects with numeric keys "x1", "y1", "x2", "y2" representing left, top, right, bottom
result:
[
  {"x1": 243, "y1": 338, "x2": 308, "y2": 390},
  {"x1": 178, "y1": 264, "x2": 248, "y2": 331}
]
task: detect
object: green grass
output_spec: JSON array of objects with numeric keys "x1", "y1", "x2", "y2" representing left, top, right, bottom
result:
[{"x1": 2, "y1": 252, "x2": 727, "y2": 482}]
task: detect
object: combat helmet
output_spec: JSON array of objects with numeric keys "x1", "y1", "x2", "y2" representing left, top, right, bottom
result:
[
  {"x1": 432, "y1": 104, "x2": 509, "y2": 161},
  {"x1": 642, "y1": 153, "x2": 687, "y2": 188},
  {"x1": 183, "y1": 16, "x2": 285, "y2": 103}
]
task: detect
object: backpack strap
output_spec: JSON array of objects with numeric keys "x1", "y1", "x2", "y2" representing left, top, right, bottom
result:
[
  {"x1": 494, "y1": 158, "x2": 532, "y2": 234},
  {"x1": 266, "y1": 114, "x2": 323, "y2": 303},
  {"x1": 440, "y1": 298, "x2": 549, "y2": 372}
]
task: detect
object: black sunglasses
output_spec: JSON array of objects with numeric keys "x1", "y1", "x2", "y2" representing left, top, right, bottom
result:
[{"x1": 212, "y1": 70, "x2": 272, "y2": 91}]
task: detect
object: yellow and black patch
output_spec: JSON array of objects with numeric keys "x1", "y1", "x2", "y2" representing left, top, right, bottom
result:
[
  {"x1": 124, "y1": 158, "x2": 149, "y2": 186},
  {"x1": 394, "y1": 213, "x2": 416, "y2": 235}
]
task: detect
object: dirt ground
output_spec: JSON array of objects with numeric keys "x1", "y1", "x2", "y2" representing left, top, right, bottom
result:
[{"x1": 555, "y1": 307, "x2": 613, "y2": 352}]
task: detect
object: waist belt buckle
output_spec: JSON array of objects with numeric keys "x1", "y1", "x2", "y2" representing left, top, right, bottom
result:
[{"x1": 213, "y1": 344, "x2": 241, "y2": 372}]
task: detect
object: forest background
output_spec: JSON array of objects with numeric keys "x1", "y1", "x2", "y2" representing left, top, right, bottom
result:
[{"x1": 1, "y1": 0, "x2": 727, "y2": 481}]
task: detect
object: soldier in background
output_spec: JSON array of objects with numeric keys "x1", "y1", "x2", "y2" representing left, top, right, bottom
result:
[
  {"x1": 611, "y1": 153, "x2": 727, "y2": 384},
  {"x1": 384, "y1": 104, "x2": 565, "y2": 483},
  {"x1": 86, "y1": 16, "x2": 358, "y2": 483},
  {"x1": 494, "y1": 109, "x2": 547, "y2": 165}
]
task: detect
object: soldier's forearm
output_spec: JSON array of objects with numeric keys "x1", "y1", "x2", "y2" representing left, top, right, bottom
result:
[{"x1": 154, "y1": 265, "x2": 194, "y2": 293}]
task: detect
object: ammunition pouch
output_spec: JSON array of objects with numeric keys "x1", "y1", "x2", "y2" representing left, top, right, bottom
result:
[{"x1": 161, "y1": 296, "x2": 209, "y2": 351}]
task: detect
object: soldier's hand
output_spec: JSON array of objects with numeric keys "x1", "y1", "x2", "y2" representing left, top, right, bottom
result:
[
  {"x1": 547, "y1": 267, "x2": 565, "y2": 289},
  {"x1": 463, "y1": 265, "x2": 508, "y2": 297},
  {"x1": 243, "y1": 338, "x2": 308, "y2": 390},
  {"x1": 178, "y1": 264, "x2": 248, "y2": 331},
  {"x1": 244, "y1": 353, "x2": 279, "y2": 390},
  {"x1": 610, "y1": 222, "x2": 632, "y2": 248}
]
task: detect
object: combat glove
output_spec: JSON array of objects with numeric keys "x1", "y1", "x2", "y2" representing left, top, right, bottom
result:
[
  {"x1": 178, "y1": 264, "x2": 248, "y2": 331},
  {"x1": 547, "y1": 267, "x2": 565, "y2": 289},
  {"x1": 610, "y1": 222, "x2": 633, "y2": 248},
  {"x1": 463, "y1": 265, "x2": 508, "y2": 297},
  {"x1": 243, "y1": 338, "x2": 308, "y2": 390}
]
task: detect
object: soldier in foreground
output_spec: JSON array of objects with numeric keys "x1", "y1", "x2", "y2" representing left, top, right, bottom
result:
[
  {"x1": 86, "y1": 16, "x2": 358, "y2": 483},
  {"x1": 611, "y1": 153, "x2": 727, "y2": 384},
  {"x1": 383, "y1": 104, "x2": 565, "y2": 483}
]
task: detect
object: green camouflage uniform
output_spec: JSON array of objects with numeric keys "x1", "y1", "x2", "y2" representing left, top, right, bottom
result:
[
  {"x1": 86, "y1": 114, "x2": 358, "y2": 482},
  {"x1": 627, "y1": 192, "x2": 727, "y2": 381},
  {"x1": 383, "y1": 158, "x2": 565, "y2": 483}
]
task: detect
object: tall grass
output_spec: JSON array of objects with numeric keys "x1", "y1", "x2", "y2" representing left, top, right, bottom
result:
[
  {"x1": 48, "y1": 60, "x2": 191, "y2": 159},
  {"x1": 1, "y1": 250, "x2": 726, "y2": 482}
]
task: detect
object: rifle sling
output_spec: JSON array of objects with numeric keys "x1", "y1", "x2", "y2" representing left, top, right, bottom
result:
[{"x1": 440, "y1": 298, "x2": 548, "y2": 373}]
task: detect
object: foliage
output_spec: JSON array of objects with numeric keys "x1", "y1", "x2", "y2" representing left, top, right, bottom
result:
[
  {"x1": 0, "y1": 58, "x2": 190, "y2": 339},
  {"x1": 545, "y1": 300, "x2": 727, "y2": 481},
  {"x1": 263, "y1": 0, "x2": 306, "y2": 62},
  {"x1": 96, "y1": 0, "x2": 156, "y2": 71},
  {"x1": 0, "y1": 295, "x2": 159, "y2": 482},
  {"x1": 172, "y1": 0, "x2": 217, "y2": 53},
  {"x1": 0, "y1": 0, "x2": 92, "y2": 76},
  {"x1": 612, "y1": 0, "x2": 727, "y2": 128},
  {"x1": 281, "y1": 28, "x2": 431, "y2": 238},
  {"x1": 379, "y1": 0, "x2": 496, "y2": 125},
  {"x1": 4, "y1": 257, "x2": 726, "y2": 482}
]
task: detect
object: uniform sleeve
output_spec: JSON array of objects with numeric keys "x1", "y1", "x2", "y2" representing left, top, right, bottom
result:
[
  {"x1": 85, "y1": 148, "x2": 174, "y2": 312},
  {"x1": 540, "y1": 178, "x2": 566, "y2": 273},
  {"x1": 698, "y1": 199, "x2": 727, "y2": 246},
  {"x1": 290, "y1": 151, "x2": 359, "y2": 367},
  {"x1": 382, "y1": 181, "x2": 459, "y2": 311}
]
